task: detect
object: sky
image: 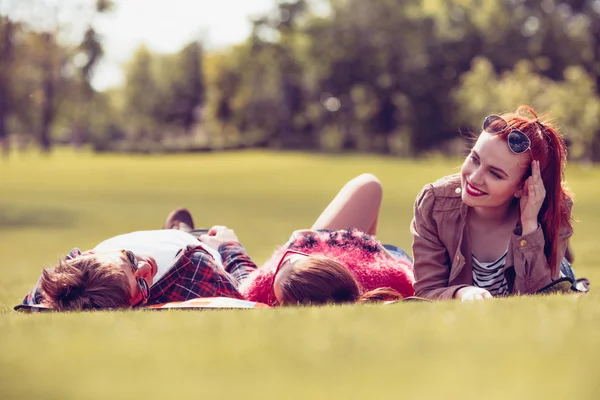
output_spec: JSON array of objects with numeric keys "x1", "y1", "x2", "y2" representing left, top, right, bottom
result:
[{"x1": 92, "y1": 0, "x2": 277, "y2": 90}]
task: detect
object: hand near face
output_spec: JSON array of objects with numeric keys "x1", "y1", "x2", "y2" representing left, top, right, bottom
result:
[
  {"x1": 199, "y1": 225, "x2": 239, "y2": 250},
  {"x1": 519, "y1": 160, "x2": 546, "y2": 235},
  {"x1": 455, "y1": 286, "x2": 493, "y2": 302}
]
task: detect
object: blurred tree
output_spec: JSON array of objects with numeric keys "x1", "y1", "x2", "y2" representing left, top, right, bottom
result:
[
  {"x1": 162, "y1": 41, "x2": 205, "y2": 135},
  {"x1": 70, "y1": 0, "x2": 114, "y2": 146},
  {"x1": 5, "y1": 0, "x2": 600, "y2": 158},
  {"x1": 0, "y1": 16, "x2": 15, "y2": 155},
  {"x1": 0, "y1": 0, "x2": 115, "y2": 151},
  {"x1": 122, "y1": 45, "x2": 162, "y2": 140},
  {"x1": 208, "y1": 50, "x2": 242, "y2": 140},
  {"x1": 242, "y1": 0, "x2": 309, "y2": 148},
  {"x1": 453, "y1": 57, "x2": 600, "y2": 160},
  {"x1": 38, "y1": 31, "x2": 57, "y2": 151}
]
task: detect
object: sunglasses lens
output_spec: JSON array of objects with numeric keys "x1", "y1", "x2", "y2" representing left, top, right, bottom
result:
[
  {"x1": 138, "y1": 278, "x2": 149, "y2": 299},
  {"x1": 507, "y1": 130, "x2": 531, "y2": 154},
  {"x1": 483, "y1": 115, "x2": 508, "y2": 134},
  {"x1": 125, "y1": 250, "x2": 138, "y2": 271}
]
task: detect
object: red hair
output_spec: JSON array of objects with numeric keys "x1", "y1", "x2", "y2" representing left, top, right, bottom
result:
[{"x1": 498, "y1": 105, "x2": 573, "y2": 275}]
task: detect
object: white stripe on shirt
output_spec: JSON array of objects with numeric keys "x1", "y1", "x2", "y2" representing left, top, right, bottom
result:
[{"x1": 472, "y1": 251, "x2": 509, "y2": 296}]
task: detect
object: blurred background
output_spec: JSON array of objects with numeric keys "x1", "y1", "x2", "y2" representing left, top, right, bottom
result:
[{"x1": 1, "y1": 0, "x2": 600, "y2": 159}]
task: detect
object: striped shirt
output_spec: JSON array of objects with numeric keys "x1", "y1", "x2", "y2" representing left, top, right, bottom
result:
[{"x1": 472, "y1": 251, "x2": 509, "y2": 296}]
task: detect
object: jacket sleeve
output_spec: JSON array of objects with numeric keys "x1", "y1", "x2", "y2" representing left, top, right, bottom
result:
[
  {"x1": 510, "y1": 198, "x2": 573, "y2": 294},
  {"x1": 218, "y1": 242, "x2": 258, "y2": 285},
  {"x1": 411, "y1": 185, "x2": 468, "y2": 300}
]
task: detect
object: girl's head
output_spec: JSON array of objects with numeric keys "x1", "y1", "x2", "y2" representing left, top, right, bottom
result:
[
  {"x1": 272, "y1": 250, "x2": 401, "y2": 305},
  {"x1": 460, "y1": 105, "x2": 572, "y2": 273}
]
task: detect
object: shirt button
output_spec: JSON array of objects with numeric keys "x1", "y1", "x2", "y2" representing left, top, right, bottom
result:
[
  {"x1": 520, "y1": 240, "x2": 527, "y2": 247},
  {"x1": 455, "y1": 187, "x2": 462, "y2": 194}
]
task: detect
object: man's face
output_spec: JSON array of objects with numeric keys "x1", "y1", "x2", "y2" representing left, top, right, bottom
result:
[{"x1": 81, "y1": 251, "x2": 157, "y2": 306}]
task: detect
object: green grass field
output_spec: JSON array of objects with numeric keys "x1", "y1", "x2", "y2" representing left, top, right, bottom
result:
[{"x1": 1, "y1": 150, "x2": 599, "y2": 400}]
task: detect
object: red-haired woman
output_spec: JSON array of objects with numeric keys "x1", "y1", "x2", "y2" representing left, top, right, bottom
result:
[
  {"x1": 411, "y1": 105, "x2": 587, "y2": 302},
  {"x1": 239, "y1": 173, "x2": 416, "y2": 306}
]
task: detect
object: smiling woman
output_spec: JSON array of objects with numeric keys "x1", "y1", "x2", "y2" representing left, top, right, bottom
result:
[{"x1": 410, "y1": 105, "x2": 584, "y2": 302}]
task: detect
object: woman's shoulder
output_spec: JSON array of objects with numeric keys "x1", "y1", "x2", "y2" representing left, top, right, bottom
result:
[
  {"x1": 429, "y1": 173, "x2": 462, "y2": 197},
  {"x1": 415, "y1": 174, "x2": 463, "y2": 211}
]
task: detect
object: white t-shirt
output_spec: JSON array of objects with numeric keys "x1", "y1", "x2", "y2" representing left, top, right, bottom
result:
[{"x1": 93, "y1": 230, "x2": 223, "y2": 285}]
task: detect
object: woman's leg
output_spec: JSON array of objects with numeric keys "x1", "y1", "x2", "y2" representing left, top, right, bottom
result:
[{"x1": 310, "y1": 173, "x2": 382, "y2": 235}]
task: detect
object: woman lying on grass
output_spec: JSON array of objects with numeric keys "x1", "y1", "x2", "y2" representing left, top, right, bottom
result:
[
  {"x1": 237, "y1": 173, "x2": 415, "y2": 306},
  {"x1": 411, "y1": 105, "x2": 587, "y2": 302}
]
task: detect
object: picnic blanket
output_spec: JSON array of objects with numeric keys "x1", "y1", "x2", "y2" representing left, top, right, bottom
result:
[{"x1": 14, "y1": 297, "x2": 270, "y2": 313}]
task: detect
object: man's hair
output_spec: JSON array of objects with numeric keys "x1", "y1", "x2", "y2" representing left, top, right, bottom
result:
[{"x1": 40, "y1": 257, "x2": 131, "y2": 311}]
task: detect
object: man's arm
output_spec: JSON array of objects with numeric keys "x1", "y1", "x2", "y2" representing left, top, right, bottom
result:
[
  {"x1": 218, "y1": 242, "x2": 258, "y2": 284},
  {"x1": 198, "y1": 226, "x2": 258, "y2": 285}
]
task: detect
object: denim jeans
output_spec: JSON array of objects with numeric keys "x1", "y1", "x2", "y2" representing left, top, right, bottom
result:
[{"x1": 382, "y1": 244, "x2": 413, "y2": 263}]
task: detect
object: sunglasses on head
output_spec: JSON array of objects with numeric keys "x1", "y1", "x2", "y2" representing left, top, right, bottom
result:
[
  {"x1": 272, "y1": 249, "x2": 310, "y2": 289},
  {"x1": 482, "y1": 114, "x2": 531, "y2": 154},
  {"x1": 121, "y1": 249, "x2": 150, "y2": 305}
]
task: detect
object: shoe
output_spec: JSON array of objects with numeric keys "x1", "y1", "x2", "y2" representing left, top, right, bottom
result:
[
  {"x1": 163, "y1": 208, "x2": 195, "y2": 231},
  {"x1": 535, "y1": 277, "x2": 590, "y2": 295},
  {"x1": 575, "y1": 278, "x2": 591, "y2": 293}
]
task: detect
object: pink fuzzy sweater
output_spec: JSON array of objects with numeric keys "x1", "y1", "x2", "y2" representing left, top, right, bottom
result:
[{"x1": 239, "y1": 229, "x2": 415, "y2": 306}]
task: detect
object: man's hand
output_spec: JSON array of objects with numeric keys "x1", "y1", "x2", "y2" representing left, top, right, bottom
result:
[
  {"x1": 199, "y1": 225, "x2": 239, "y2": 250},
  {"x1": 455, "y1": 286, "x2": 493, "y2": 302}
]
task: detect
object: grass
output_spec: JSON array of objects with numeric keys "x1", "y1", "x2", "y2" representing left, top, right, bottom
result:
[{"x1": 0, "y1": 149, "x2": 599, "y2": 400}]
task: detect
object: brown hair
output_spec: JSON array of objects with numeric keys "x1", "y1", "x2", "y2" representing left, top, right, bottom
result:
[
  {"x1": 278, "y1": 256, "x2": 401, "y2": 306},
  {"x1": 497, "y1": 105, "x2": 573, "y2": 276},
  {"x1": 40, "y1": 257, "x2": 131, "y2": 311}
]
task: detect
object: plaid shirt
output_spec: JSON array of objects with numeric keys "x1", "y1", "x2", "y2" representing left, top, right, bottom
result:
[
  {"x1": 18, "y1": 242, "x2": 257, "y2": 309},
  {"x1": 146, "y1": 242, "x2": 257, "y2": 305}
]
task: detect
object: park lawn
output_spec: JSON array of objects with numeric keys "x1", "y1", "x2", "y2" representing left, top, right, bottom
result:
[{"x1": 0, "y1": 150, "x2": 599, "y2": 400}]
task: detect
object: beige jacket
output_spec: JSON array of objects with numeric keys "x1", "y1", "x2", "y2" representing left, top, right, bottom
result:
[{"x1": 410, "y1": 174, "x2": 573, "y2": 300}]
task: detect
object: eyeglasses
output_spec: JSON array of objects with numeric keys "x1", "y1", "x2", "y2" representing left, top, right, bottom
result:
[
  {"x1": 482, "y1": 115, "x2": 531, "y2": 154},
  {"x1": 121, "y1": 250, "x2": 150, "y2": 305},
  {"x1": 272, "y1": 249, "x2": 310, "y2": 291}
]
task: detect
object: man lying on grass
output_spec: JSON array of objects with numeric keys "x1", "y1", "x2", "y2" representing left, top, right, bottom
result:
[{"x1": 25, "y1": 209, "x2": 258, "y2": 310}]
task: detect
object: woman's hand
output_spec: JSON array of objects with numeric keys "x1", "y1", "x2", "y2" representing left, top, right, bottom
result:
[
  {"x1": 520, "y1": 160, "x2": 546, "y2": 235},
  {"x1": 455, "y1": 286, "x2": 493, "y2": 302}
]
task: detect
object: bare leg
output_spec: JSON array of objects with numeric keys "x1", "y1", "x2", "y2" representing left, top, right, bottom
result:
[{"x1": 311, "y1": 173, "x2": 383, "y2": 235}]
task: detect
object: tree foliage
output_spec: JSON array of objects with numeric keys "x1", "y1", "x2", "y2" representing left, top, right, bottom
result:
[{"x1": 3, "y1": 0, "x2": 600, "y2": 159}]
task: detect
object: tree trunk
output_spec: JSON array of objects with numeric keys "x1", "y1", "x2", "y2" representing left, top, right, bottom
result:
[
  {"x1": 0, "y1": 18, "x2": 14, "y2": 156},
  {"x1": 340, "y1": 94, "x2": 357, "y2": 151},
  {"x1": 39, "y1": 33, "x2": 54, "y2": 152},
  {"x1": 592, "y1": 19, "x2": 600, "y2": 161},
  {"x1": 279, "y1": 74, "x2": 294, "y2": 148}
]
